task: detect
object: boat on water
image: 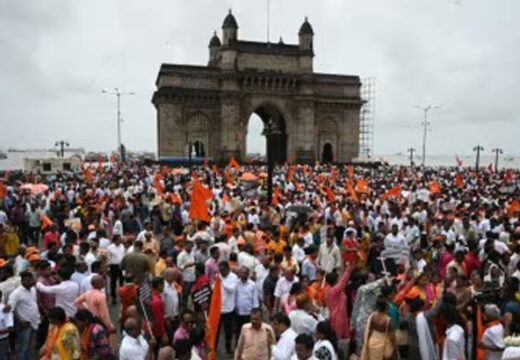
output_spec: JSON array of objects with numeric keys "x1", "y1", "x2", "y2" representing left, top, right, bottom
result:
[{"x1": 0, "y1": 151, "x2": 7, "y2": 160}]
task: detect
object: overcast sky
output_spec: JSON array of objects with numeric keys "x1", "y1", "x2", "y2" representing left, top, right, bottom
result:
[{"x1": 1, "y1": 0, "x2": 519, "y2": 156}]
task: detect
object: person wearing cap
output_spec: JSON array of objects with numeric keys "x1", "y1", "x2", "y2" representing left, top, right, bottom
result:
[{"x1": 479, "y1": 304, "x2": 505, "y2": 360}]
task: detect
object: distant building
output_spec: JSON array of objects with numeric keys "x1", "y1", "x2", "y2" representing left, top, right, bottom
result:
[
  {"x1": 153, "y1": 11, "x2": 362, "y2": 164},
  {"x1": 24, "y1": 157, "x2": 82, "y2": 174}
]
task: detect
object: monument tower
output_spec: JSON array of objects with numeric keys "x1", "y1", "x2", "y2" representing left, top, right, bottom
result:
[{"x1": 153, "y1": 11, "x2": 363, "y2": 163}]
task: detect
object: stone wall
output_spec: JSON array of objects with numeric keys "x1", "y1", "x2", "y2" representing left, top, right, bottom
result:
[{"x1": 238, "y1": 53, "x2": 301, "y2": 73}]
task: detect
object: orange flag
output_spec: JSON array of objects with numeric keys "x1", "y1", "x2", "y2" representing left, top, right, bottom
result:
[
  {"x1": 287, "y1": 166, "x2": 294, "y2": 182},
  {"x1": 41, "y1": 215, "x2": 53, "y2": 230},
  {"x1": 508, "y1": 199, "x2": 520, "y2": 218},
  {"x1": 170, "y1": 193, "x2": 182, "y2": 204},
  {"x1": 154, "y1": 173, "x2": 164, "y2": 195},
  {"x1": 223, "y1": 170, "x2": 233, "y2": 185},
  {"x1": 346, "y1": 180, "x2": 359, "y2": 202},
  {"x1": 356, "y1": 178, "x2": 369, "y2": 194},
  {"x1": 0, "y1": 181, "x2": 6, "y2": 200},
  {"x1": 347, "y1": 165, "x2": 354, "y2": 180},
  {"x1": 455, "y1": 173, "x2": 464, "y2": 188},
  {"x1": 206, "y1": 276, "x2": 222, "y2": 360},
  {"x1": 97, "y1": 155, "x2": 103, "y2": 173},
  {"x1": 325, "y1": 187, "x2": 335, "y2": 203},
  {"x1": 381, "y1": 185, "x2": 401, "y2": 201},
  {"x1": 475, "y1": 305, "x2": 485, "y2": 360},
  {"x1": 228, "y1": 157, "x2": 240, "y2": 170},
  {"x1": 429, "y1": 180, "x2": 441, "y2": 194},
  {"x1": 505, "y1": 169, "x2": 513, "y2": 183},
  {"x1": 189, "y1": 181, "x2": 213, "y2": 222},
  {"x1": 272, "y1": 186, "x2": 282, "y2": 206}
]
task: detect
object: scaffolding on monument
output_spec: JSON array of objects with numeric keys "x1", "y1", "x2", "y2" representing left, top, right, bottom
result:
[{"x1": 359, "y1": 77, "x2": 376, "y2": 158}]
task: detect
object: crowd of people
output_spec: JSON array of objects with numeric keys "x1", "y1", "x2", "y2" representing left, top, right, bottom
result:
[{"x1": 0, "y1": 160, "x2": 519, "y2": 360}]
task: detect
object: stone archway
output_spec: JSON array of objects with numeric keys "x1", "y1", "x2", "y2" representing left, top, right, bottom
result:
[
  {"x1": 193, "y1": 141, "x2": 205, "y2": 158},
  {"x1": 246, "y1": 104, "x2": 287, "y2": 164},
  {"x1": 322, "y1": 143, "x2": 333, "y2": 163}
]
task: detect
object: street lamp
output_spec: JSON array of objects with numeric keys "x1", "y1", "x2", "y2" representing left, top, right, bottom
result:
[
  {"x1": 473, "y1": 145, "x2": 484, "y2": 173},
  {"x1": 55, "y1": 140, "x2": 70, "y2": 158},
  {"x1": 407, "y1": 147, "x2": 416, "y2": 167},
  {"x1": 262, "y1": 118, "x2": 281, "y2": 204},
  {"x1": 415, "y1": 105, "x2": 439, "y2": 167},
  {"x1": 102, "y1": 88, "x2": 134, "y2": 161},
  {"x1": 491, "y1": 148, "x2": 503, "y2": 172}
]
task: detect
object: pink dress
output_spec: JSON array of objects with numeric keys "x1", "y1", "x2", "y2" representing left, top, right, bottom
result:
[{"x1": 325, "y1": 268, "x2": 352, "y2": 339}]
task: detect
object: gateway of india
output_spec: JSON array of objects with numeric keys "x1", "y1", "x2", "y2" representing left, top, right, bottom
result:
[{"x1": 152, "y1": 11, "x2": 363, "y2": 164}]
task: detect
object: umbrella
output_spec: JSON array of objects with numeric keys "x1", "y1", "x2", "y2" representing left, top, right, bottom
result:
[
  {"x1": 240, "y1": 172, "x2": 258, "y2": 182},
  {"x1": 286, "y1": 205, "x2": 312, "y2": 214},
  {"x1": 20, "y1": 183, "x2": 48, "y2": 194}
]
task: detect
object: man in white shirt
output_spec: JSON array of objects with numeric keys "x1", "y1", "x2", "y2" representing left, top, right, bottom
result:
[
  {"x1": 480, "y1": 304, "x2": 505, "y2": 360},
  {"x1": 218, "y1": 261, "x2": 239, "y2": 355},
  {"x1": 0, "y1": 289, "x2": 13, "y2": 359},
  {"x1": 119, "y1": 318, "x2": 156, "y2": 360},
  {"x1": 289, "y1": 295, "x2": 318, "y2": 335},
  {"x1": 107, "y1": 234, "x2": 125, "y2": 304},
  {"x1": 273, "y1": 268, "x2": 299, "y2": 314},
  {"x1": 35, "y1": 268, "x2": 79, "y2": 318},
  {"x1": 292, "y1": 333, "x2": 319, "y2": 360},
  {"x1": 235, "y1": 267, "x2": 259, "y2": 340},
  {"x1": 8, "y1": 271, "x2": 40, "y2": 360},
  {"x1": 238, "y1": 244, "x2": 258, "y2": 274},
  {"x1": 383, "y1": 224, "x2": 409, "y2": 273},
  {"x1": 271, "y1": 313, "x2": 297, "y2": 360},
  {"x1": 162, "y1": 268, "x2": 179, "y2": 335},
  {"x1": 317, "y1": 237, "x2": 341, "y2": 274},
  {"x1": 442, "y1": 306, "x2": 466, "y2": 360},
  {"x1": 176, "y1": 240, "x2": 196, "y2": 309}
]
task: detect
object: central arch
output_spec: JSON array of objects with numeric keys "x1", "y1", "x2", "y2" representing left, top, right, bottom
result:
[{"x1": 246, "y1": 104, "x2": 287, "y2": 164}]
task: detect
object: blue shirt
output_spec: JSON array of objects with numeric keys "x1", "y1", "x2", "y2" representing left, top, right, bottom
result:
[{"x1": 235, "y1": 279, "x2": 259, "y2": 316}]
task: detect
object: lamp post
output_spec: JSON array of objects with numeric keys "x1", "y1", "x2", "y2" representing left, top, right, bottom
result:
[
  {"x1": 262, "y1": 118, "x2": 281, "y2": 204},
  {"x1": 491, "y1": 148, "x2": 503, "y2": 172},
  {"x1": 473, "y1": 145, "x2": 484, "y2": 173},
  {"x1": 407, "y1": 147, "x2": 416, "y2": 167},
  {"x1": 102, "y1": 88, "x2": 134, "y2": 161},
  {"x1": 55, "y1": 141, "x2": 69, "y2": 158},
  {"x1": 415, "y1": 105, "x2": 438, "y2": 167}
]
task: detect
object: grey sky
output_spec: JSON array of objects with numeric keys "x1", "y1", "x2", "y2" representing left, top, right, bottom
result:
[{"x1": 0, "y1": 0, "x2": 519, "y2": 156}]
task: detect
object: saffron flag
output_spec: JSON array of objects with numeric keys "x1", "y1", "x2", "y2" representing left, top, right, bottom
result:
[
  {"x1": 0, "y1": 182, "x2": 5, "y2": 200},
  {"x1": 346, "y1": 180, "x2": 359, "y2": 202},
  {"x1": 84, "y1": 168, "x2": 93, "y2": 183},
  {"x1": 356, "y1": 179, "x2": 369, "y2": 194},
  {"x1": 228, "y1": 157, "x2": 240, "y2": 170},
  {"x1": 41, "y1": 215, "x2": 53, "y2": 230},
  {"x1": 508, "y1": 199, "x2": 520, "y2": 218},
  {"x1": 454, "y1": 173, "x2": 464, "y2": 188},
  {"x1": 325, "y1": 187, "x2": 335, "y2": 203},
  {"x1": 223, "y1": 170, "x2": 233, "y2": 185},
  {"x1": 381, "y1": 185, "x2": 401, "y2": 201},
  {"x1": 287, "y1": 166, "x2": 294, "y2": 182},
  {"x1": 206, "y1": 276, "x2": 222, "y2": 360},
  {"x1": 429, "y1": 181, "x2": 441, "y2": 194},
  {"x1": 154, "y1": 173, "x2": 164, "y2": 196},
  {"x1": 347, "y1": 165, "x2": 354, "y2": 180},
  {"x1": 272, "y1": 186, "x2": 282, "y2": 206},
  {"x1": 505, "y1": 169, "x2": 514, "y2": 183},
  {"x1": 189, "y1": 181, "x2": 213, "y2": 223},
  {"x1": 97, "y1": 155, "x2": 103, "y2": 172}
]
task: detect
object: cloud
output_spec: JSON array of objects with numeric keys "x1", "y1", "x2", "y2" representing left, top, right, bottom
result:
[{"x1": 0, "y1": 0, "x2": 518, "y2": 156}]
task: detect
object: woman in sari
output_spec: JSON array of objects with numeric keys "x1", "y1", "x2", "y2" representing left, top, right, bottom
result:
[
  {"x1": 361, "y1": 296, "x2": 396, "y2": 360},
  {"x1": 40, "y1": 307, "x2": 81, "y2": 360},
  {"x1": 74, "y1": 309, "x2": 115, "y2": 360}
]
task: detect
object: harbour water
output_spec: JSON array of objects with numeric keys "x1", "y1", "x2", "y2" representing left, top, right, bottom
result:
[{"x1": 1, "y1": 150, "x2": 519, "y2": 171}]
